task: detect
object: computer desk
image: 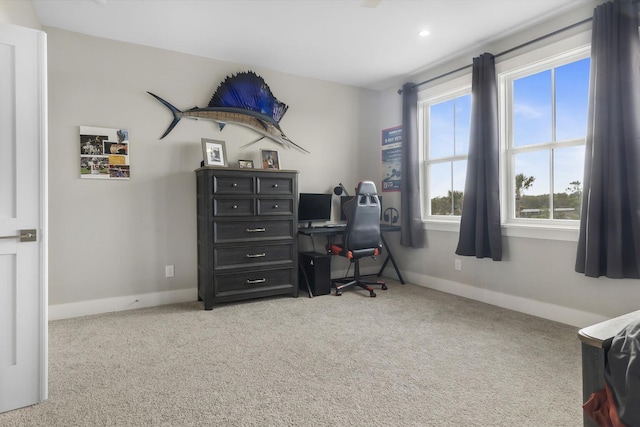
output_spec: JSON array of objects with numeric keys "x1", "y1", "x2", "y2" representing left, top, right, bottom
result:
[{"x1": 297, "y1": 223, "x2": 405, "y2": 284}]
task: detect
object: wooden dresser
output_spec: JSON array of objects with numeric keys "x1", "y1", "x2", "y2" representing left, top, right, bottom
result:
[{"x1": 196, "y1": 167, "x2": 299, "y2": 309}]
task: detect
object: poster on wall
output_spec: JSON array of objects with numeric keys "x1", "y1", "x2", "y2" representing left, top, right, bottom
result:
[
  {"x1": 79, "y1": 126, "x2": 130, "y2": 180},
  {"x1": 381, "y1": 126, "x2": 402, "y2": 192}
]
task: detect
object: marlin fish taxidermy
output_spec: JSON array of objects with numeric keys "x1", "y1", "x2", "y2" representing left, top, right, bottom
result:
[{"x1": 148, "y1": 71, "x2": 309, "y2": 153}]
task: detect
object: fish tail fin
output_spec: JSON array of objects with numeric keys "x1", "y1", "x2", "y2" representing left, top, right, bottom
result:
[{"x1": 147, "y1": 92, "x2": 182, "y2": 139}]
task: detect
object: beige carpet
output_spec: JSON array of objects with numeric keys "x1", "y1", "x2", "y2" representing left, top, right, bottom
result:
[{"x1": 0, "y1": 281, "x2": 583, "y2": 426}]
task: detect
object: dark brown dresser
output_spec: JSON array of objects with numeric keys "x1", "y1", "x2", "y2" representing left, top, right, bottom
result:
[{"x1": 196, "y1": 167, "x2": 299, "y2": 309}]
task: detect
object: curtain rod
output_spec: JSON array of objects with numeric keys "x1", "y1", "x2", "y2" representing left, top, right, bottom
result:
[{"x1": 397, "y1": 16, "x2": 593, "y2": 95}]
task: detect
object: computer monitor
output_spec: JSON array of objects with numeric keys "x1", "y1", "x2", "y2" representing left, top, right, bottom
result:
[
  {"x1": 298, "y1": 193, "x2": 332, "y2": 227},
  {"x1": 340, "y1": 195, "x2": 382, "y2": 221}
]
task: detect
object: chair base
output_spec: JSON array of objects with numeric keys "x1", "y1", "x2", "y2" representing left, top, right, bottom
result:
[{"x1": 332, "y1": 276, "x2": 387, "y2": 297}]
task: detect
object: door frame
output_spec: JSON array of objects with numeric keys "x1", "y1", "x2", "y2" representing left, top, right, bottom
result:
[{"x1": 36, "y1": 26, "x2": 49, "y2": 404}]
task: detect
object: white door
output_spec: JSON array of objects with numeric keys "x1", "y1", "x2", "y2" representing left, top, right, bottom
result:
[{"x1": 0, "y1": 23, "x2": 47, "y2": 413}]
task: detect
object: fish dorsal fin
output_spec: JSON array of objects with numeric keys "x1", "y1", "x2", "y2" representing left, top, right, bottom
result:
[{"x1": 208, "y1": 71, "x2": 289, "y2": 123}]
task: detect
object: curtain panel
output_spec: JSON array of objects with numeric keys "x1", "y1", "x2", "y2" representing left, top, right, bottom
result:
[
  {"x1": 575, "y1": 0, "x2": 640, "y2": 278},
  {"x1": 400, "y1": 82, "x2": 425, "y2": 248},
  {"x1": 455, "y1": 53, "x2": 502, "y2": 261}
]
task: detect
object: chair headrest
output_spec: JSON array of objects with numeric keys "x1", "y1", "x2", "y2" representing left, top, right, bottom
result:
[{"x1": 356, "y1": 181, "x2": 377, "y2": 195}]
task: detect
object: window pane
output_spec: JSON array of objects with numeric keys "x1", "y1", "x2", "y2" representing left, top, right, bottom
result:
[
  {"x1": 556, "y1": 58, "x2": 590, "y2": 141},
  {"x1": 429, "y1": 162, "x2": 452, "y2": 215},
  {"x1": 514, "y1": 151, "x2": 550, "y2": 218},
  {"x1": 455, "y1": 94, "x2": 471, "y2": 155},
  {"x1": 553, "y1": 146, "x2": 584, "y2": 220},
  {"x1": 513, "y1": 70, "x2": 552, "y2": 147},
  {"x1": 452, "y1": 160, "x2": 467, "y2": 216},
  {"x1": 430, "y1": 100, "x2": 454, "y2": 158}
]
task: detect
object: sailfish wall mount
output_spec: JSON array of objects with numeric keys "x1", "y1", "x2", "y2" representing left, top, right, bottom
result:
[{"x1": 148, "y1": 71, "x2": 309, "y2": 153}]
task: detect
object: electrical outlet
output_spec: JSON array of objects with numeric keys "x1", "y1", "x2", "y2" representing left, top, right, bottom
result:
[
  {"x1": 454, "y1": 259, "x2": 462, "y2": 271},
  {"x1": 165, "y1": 265, "x2": 174, "y2": 277}
]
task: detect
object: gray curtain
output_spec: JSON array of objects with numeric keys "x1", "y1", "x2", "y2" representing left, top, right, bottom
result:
[
  {"x1": 400, "y1": 82, "x2": 425, "y2": 248},
  {"x1": 455, "y1": 53, "x2": 502, "y2": 261},
  {"x1": 575, "y1": 0, "x2": 640, "y2": 278}
]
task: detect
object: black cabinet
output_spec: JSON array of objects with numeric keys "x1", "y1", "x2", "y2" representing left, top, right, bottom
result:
[{"x1": 196, "y1": 167, "x2": 299, "y2": 309}]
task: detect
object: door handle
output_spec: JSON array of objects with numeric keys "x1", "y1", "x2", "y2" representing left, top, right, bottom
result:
[{"x1": 0, "y1": 229, "x2": 37, "y2": 242}]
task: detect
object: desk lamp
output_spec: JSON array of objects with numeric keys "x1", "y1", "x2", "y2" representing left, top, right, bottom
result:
[{"x1": 333, "y1": 183, "x2": 350, "y2": 197}]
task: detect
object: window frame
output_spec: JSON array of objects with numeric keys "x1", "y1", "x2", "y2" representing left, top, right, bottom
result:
[
  {"x1": 418, "y1": 75, "x2": 472, "y2": 224},
  {"x1": 500, "y1": 46, "x2": 591, "y2": 228}
]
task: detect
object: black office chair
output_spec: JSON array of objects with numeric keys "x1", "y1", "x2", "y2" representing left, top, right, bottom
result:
[{"x1": 330, "y1": 181, "x2": 387, "y2": 297}]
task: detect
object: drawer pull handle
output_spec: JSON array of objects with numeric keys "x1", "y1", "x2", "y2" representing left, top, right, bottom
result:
[
  {"x1": 246, "y1": 228, "x2": 266, "y2": 233},
  {"x1": 232, "y1": 183, "x2": 238, "y2": 187},
  {"x1": 232, "y1": 205, "x2": 238, "y2": 209},
  {"x1": 273, "y1": 204, "x2": 279, "y2": 209},
  {"x1": 246, "y1": 253, "x2": 266, "y2": 259},
  {"x1": 273, "y1": 184, "x2": 278, "y2": 188},
  {"x1": 246, "y1": 278, "x2": 266, "y2": 285}
]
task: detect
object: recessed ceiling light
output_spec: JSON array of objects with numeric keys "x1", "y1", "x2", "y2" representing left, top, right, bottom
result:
[{"x1": 418, "y1": 30, "x2": 430, "y2": 37}]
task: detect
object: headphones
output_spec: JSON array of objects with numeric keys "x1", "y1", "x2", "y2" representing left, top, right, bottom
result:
[{"x1": 383, "y1": 207, "x2": 399, "y2": 224}]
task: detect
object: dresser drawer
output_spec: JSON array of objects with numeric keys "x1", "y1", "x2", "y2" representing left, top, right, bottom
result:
[
  {"x1": 258, "y1": 176, "x2": 294, "y2": 195},
  {"x1": 214, "y1": 243, "x2": 294, "y2": 269},
  {"x1": 213, "y1": 198, "x2": 254, "y2": 216},
  {"x1": 215, "y1": 268, "x2": 295, "y2": 295},
  {"x1": 213, "y1": 219, "x2": 294, "y2": 243},
  {"x1": 213, "y1": 175, "x2": 254, "y2": 194},
  {"x1": 257, "y1": 198, "x2": 294, "y2": 215}
]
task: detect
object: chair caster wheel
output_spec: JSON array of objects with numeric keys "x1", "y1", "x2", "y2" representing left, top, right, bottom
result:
[
  {"x1": 381, "y1": 284, "x2": 388, "y2": 290},
  {"x1": 335, "y1": 291, "x2": 343, "y2": 296},
  {"x1": 370, "y1": 291, "x2": 376, "y2": 297}
]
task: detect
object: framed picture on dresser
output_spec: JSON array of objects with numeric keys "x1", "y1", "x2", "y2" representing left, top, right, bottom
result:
[
  {"x1": 238, "y1": 159, "x2": 254, "y2": 169},
  {"x1": 202, "y1": 139, "x2": 227, "y2": 167},
  {"x1": 261, "y1": 149, "x2": 280, "y2": 170}
]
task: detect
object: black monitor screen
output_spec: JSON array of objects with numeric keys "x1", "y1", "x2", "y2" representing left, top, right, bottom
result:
[
  {"x1": 298, "y1": 193, "x2": 332, "y2": 226},
  {"x1": 340, "y1": 195, "x2": 382, "y2": 220}
]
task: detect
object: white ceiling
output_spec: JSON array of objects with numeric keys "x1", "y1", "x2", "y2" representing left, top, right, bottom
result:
[{"x1": 32, "y1": 0, "x2": 592, "y2": 91}]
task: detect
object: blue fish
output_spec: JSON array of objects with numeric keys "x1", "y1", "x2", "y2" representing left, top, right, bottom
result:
[{"x1": 149, "y1": 71, "x2": 308, "y2": 153}]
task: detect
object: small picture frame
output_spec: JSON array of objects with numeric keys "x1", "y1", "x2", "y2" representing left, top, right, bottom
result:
[
  {"x1": 238, "y1": 159, "x2": 254, "y2": 169},
  {"x1": 261, "y1": 149, "x2": 280, "y2": 170},
  {"x1": 202, "y1": 139, "x2": 227, "y2": 167}
]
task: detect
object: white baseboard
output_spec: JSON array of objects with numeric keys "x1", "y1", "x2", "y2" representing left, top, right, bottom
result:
[
  {"x1": 403, "y1": 272, "x2": 608, "y2": 328},
  {"x1": 49, "y1": 273, "x2": 607, "y2": 328},
  {"x1": 49, "y1": 288, "x2": 196, "y2": 321}
]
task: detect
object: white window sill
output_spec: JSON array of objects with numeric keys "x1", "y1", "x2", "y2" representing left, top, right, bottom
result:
[
  {"x1": 423, "y1": 218, "x2": 460, "y2": 233},
  {"x1": 501, "y1": 223, "x2": 579, "y2": 242},
  {"x1": 423, "y1": 219, "x2": 580, "y2": 242}
]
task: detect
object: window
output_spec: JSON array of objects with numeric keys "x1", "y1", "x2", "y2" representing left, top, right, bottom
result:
[
  {"x1": 418, "y1": 40, "x2": 591, "y2": 238},
  {"x1": 504, "y1": 51, "x2": 590, "y2": 222},
  {"x1": 421, "y1": 88, "x2": 471, "y2": 217}
]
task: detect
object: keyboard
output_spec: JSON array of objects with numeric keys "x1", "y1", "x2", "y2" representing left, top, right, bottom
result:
[{"x1": 324, "y1": 223, "x2": 346, "y2": 229}]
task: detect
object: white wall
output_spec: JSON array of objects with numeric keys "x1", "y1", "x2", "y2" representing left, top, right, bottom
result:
[
  {"x1": 377, "y1": 0, "x2": 640, "y2": 328},
  {"x1": 46, "y1": 27, "x2": 380, "y2": 318},
  {"x1": 0, "y1": 0, "x2": 41, "y2": 29}
]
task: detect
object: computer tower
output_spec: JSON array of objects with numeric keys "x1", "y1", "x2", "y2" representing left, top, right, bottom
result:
[{"x1": 298, "y1": 252, "x2": 331, "y2": 296}]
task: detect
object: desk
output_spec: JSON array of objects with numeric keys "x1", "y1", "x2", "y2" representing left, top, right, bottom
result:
[{"x1": 297, "y1": 224, "x2": 405, "y2": 284}]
